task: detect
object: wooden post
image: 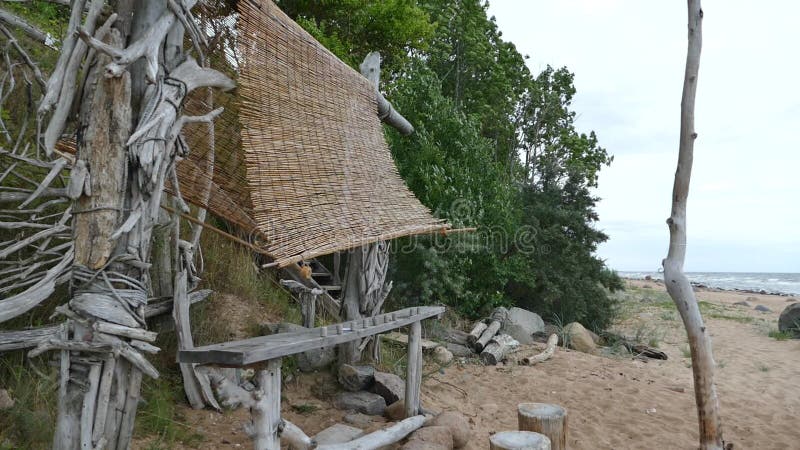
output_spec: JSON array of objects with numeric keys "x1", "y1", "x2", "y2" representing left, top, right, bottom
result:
[
  {"x1": 252, "y1": 359, "x2": 282, "y2": 450},
  {"x1": 489, "y1": 431, "x2": 551, "y2": 450},
  {"x1": 301, "y1": 291, "x2": 316, "y2": 328},
  {"x1": 405, "y1": 320, "x2": 422, "y2": 418},
  {"x1": 518, "y1": 403, "x2": 567, "y2": 450}
]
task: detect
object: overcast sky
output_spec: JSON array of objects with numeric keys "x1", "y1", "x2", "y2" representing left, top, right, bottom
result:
[{"x1": 488, "y1": 0, "x2": 800, "y2": 273}]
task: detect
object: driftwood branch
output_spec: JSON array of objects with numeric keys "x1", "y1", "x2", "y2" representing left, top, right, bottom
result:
[
  {"x1": 520, "y1": 333, "x2": 558, "y2": 366},
  {"x1": 662, "y1": 2, "x2": 723, "y2": 449},
  {"x1": 0, "y1": 7, "x2": 55, "y2": 46}
]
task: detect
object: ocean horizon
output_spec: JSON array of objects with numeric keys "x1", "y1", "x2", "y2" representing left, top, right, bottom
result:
[{"x1": 618, "y1": 271, "x2": 800, "y2": 296}]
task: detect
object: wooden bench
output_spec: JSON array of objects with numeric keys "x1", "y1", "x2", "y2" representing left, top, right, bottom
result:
[{"x1": 178, "y1": 306, "x2": 445, "y2": 449}]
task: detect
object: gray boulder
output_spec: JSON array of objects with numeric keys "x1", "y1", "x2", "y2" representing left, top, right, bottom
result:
[
  {"x1": 314, "y1": 423, "x2": 364, "y2": 445},
  {"x1": 338, "y1": 364, "x2": 375, "y2": 392},
  {"x1": 779, "y1": 302, "x2": 800, "y2": 337},
  {"x1": 733, "y1": 301, "x2": 751, "y2": 307},
  {"x1": 371, "y1": 371, "x2": 404, "y2": 405},
  {"x1": 755, "y1": 305, "x2": 772, "y2": 313},
  {"x1": 445, "y1": 342, "x2": 473, "y2": 357},
  {"x1": 334, "y1": 391, "x2": 386, "y2": 415},
  {"x1": 500, "y1": 307, "x2": 545, "y2": 344}
]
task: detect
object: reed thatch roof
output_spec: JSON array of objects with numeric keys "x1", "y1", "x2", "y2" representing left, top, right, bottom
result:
[{"x1": 175, "y1": 0, "x2": 449, "y2": 267}]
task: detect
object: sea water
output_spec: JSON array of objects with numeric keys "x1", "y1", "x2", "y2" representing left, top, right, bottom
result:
[{"x1": 619, "y1": 271, "x2": 800, "y2": 296}]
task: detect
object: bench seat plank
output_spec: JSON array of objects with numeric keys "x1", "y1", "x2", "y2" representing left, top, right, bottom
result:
[{"x1": 178, "y1": 306, "x2": 444, "y2": 366}]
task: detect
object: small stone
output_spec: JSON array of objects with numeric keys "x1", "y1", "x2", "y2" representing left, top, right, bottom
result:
[
  {"x1": 645, "y1": 408, "x2": 657, "y2": 414},
  {"x1": 0, "y1": 389, "x2": 13, "y2": 410},
  {"x1": 786, "y1": 298, "x2": 797, "y2": 303},
  {"x1": 428, "y1": 412, "x2": 471, "y2": 448},
  {"x1": 334, "y1": 391, "x2": 386, "y2": 416},
  {"x1": 754, "y1": 305, "x2": 771, "y2": 313},
  {"x1": 432, "y1": 346, "x2": 454, "y2": 365},
  {"x1": 338, "y1": 364, "x2": 375, "y2": 392},
  {"x1": 406, "y1": 426, "x2": 454, "y2": 449},
  {"x1": 314, "y1": 423, "x2": 364, "y2": 445},
  {"x1": 733, "y1": 301, "x2": 751, "y2": 307},
  {"x1": 371, "y1": 371, "x2": 404, "y2": 405},
  {"x1": 746, "y1": 296, "x2": 759, "y2": 302},
  {"x1": 385, "y1": 400, "x2": 407, "y2": 420}
]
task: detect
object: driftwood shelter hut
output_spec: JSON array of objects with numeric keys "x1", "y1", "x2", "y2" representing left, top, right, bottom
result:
[{"x1": 0, "y1": 0, "x2": 456, "y2": 448}]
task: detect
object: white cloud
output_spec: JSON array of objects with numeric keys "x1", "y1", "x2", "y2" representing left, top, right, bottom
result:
[{"x1": 489, "y1": 0, "x2": 800, "y2": 272}]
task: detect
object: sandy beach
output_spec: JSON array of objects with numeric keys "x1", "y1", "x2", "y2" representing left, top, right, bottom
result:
[{"x1": 135, "y1": 280, "x2": 800, "y2": 449}]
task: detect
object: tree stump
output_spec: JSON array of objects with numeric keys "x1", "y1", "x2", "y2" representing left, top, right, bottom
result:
[
  {"x1": 517, "y1": 403, "x2": 567, "y2": 450},
  {"x1": 489, "y1": 431, "x2": 551, "y2": 450}
]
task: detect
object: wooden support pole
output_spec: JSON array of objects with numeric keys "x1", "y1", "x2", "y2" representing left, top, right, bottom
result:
[
  {"x1": 489, "y1": 431, "x2": 551, "y2": 450},
  {"x1": 405, "y1": 320, "x2": 422, "y2": 418},
  {"x1": 252, "y1": 359, "x2": 281, "y2": 450},
  {"x1": 518, "y1": 403, "x2": 567, "y2": 450}
]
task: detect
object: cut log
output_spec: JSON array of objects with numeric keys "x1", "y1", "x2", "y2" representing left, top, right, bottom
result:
[
  {"x1": 317, "y1": 415, "x2": 426, "y2": 450},
  {"x1": 473, "y1": 320, "x2": 501, "y2": 353},
  {"x1": 517, "y1": 403, "x2": 567, "y2": 450},
  {"x1": 479, "y1": 334, "x2": 519, "y2": 366},
  {"x1": 467, "y1": 321, "x2": 488, "y2": 348},
  {"x1": 489, "y1": 431, "x2": 551, "y2": 450},
  {"x1": 280, "y1": 420, "x2": 316, "y2": 450},
  {"x1": 520, "y1": 334, "x2": 558, "y2": 366}
]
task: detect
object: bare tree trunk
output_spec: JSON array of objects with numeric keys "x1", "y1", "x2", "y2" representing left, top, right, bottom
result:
[{"x1": 663, "y1": 2, "x2": 724, "y2": 449}]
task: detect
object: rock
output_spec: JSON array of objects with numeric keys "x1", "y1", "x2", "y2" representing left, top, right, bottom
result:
[
  {"x1": 0, "y1": 389, "x2": 14, "y2": 410},
  {"x1": 265, "y1": 323, "x2": 335, "y2": 372},
  {"x1": 427, "y1": 412, "x2": 470, "y2": 448},
  {"x1": 334, "y1": 391, "x2": 386, "y2": 415},
  {"x1": 787, "y1": 298, "x2": 797, "y2": 303},
  {"x1": 407, "y1": 426, "x2": 454, "y2": 450},
  {"x1": 498, "y1": 307, "x2": 545, "y2": 345},
  {"x1": 344, "y1": 412, "x2": 379, "y2": 427},
  {"x1": 385, "y1": 399, "x2": 407, "y2": 420},
  {"x1": 338, "y1": 364, "x2": 375, "y2": 392},
  {"x1": 644, "y1": 275, "x2": 652, "y2": 280},
  {"x1": 432, "y1": 346, "x2": 454, "y2": 365},
  {"x1": 733, "y1": 301, "x2": 751, "y2": 307},
  {"x1": 779, "y1": 302, "x2": 800, "y2": 336},
  {"x1": 754, "y1": 305, "x2": 772, "y2": 313},
  {"x1": 445, "y1": 342, "x2": 473, "y2": 357},
  {"x1": 563, "y1": 322, "x2": 596, "y2": 354},
  {"x1": 746, "y1": 296, "x2": 759, "y2": 302},
  {"x1": 371, "y1": 371, "x2": 404, "y2": 405},
  {"x1": 587, "y1": 329, "x2": 601, "y2": 344},
  {"x1": 401, "y1": 441, "x2": 449, "y2": 450},
  {"x1": 314, "y1": 423, "x2": 365, "y2": 445}
]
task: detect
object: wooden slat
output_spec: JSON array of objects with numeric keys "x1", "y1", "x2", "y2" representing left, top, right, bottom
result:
[{"x1": 178, "y1": 306, "x2": 444, "y2": 366}]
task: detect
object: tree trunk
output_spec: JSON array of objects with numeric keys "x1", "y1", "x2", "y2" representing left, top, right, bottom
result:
[
  {"x1": 663, "y1": 2, "x2": 724, "y2": 449},
  {"x1": 517, "y1": 403, "x2": 567, "y2": 450}
]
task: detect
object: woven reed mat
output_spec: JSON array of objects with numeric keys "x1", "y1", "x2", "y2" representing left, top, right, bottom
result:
[{"x1": 234, "y1": 0, "x2": 448, "y2": 267}]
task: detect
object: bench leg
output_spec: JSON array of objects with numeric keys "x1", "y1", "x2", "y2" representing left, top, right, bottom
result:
[
  {"x1": 253, "y1": 359, "x2": 281, "y2": 450},
  {"x1": 405, "y1": 320, "x2": 422, "y2": 418}
]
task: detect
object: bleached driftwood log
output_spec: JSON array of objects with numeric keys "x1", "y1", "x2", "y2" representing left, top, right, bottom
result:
[
  {"x1": 489, "y1": 431, "x2": 551, "y2": 450},
  {"x1": 663, "y1": 2, "x2": 724, "y2": 449},
  {"x1": 518, "y1": 403, "x2": 567, "y2": 450},
  {"x1": 317, "y1": 415, "x2": 426, "y2": 450},
  {"x1": 520, "y1": 333, "x2": 558, "y2": 366},
  {"x1": 479, "y1": 333, "x2": 519, "y2": 365}
]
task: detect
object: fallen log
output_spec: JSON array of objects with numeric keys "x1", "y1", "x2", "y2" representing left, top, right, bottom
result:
[
  {"x1": 480, "y1": 334, "x2": 519, "y2": 365},
  {"x1": 317, "y1": 415, "x2": 426, "y2": 450},
  {"x1": 520, "y1": 333, "x2": 558, "y2": 366}
]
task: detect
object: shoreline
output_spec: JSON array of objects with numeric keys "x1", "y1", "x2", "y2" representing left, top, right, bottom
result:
[{"x1": 621, "y1": 276, "x2": 798, "y2": 298}]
